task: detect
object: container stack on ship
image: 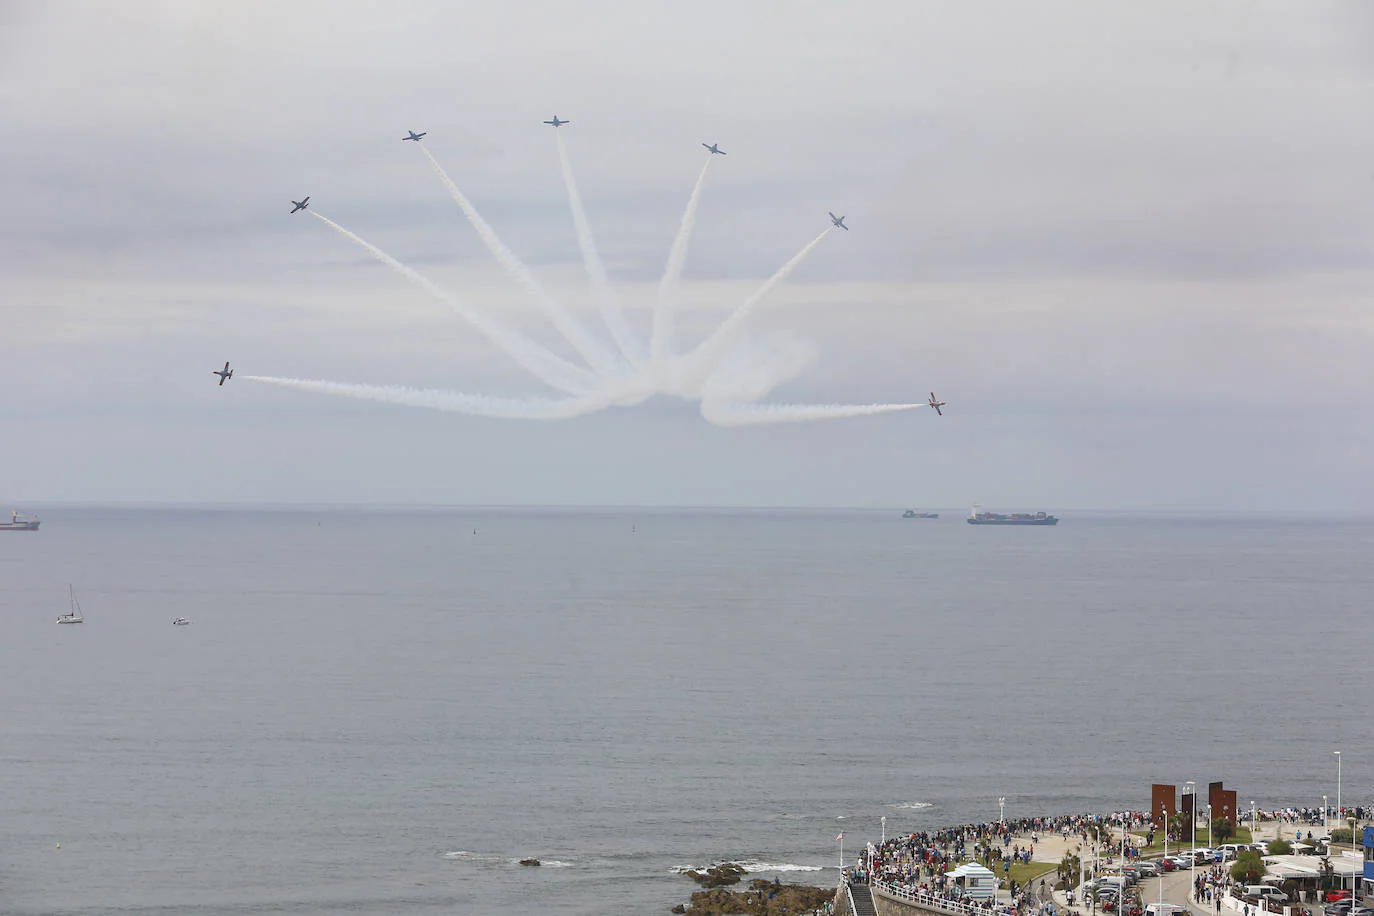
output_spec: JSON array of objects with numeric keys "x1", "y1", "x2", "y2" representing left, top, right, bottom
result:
[{"x1": 966, "y1": 506, "x2": 1058, "y2": 526}]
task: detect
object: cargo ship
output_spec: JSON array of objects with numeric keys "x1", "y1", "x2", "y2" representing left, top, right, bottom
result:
[
  {"x1": 966, "y1": 505, "x2": 1058, "y2": 526},
  {"x1": 902, "y1": 510, "x2": 939, "y2": 519},
  {"x1": 0, "y1": 510, "x2": 40, "y2": 531}
]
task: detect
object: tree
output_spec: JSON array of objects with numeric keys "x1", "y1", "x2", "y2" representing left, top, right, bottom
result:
[
  {"x1": 1168, "y1": 813, "x2": 1191, "y2": 843},
  {"x1": 1058, "y1": 852, "x2": 1082, "y2": 890},
  {"x1": 1212, "y1": 818, "x2": 1236, "y2": 843},
  {"x1": 1329, "y1": 828, "x2": 1354, "y2": 845},
  {"x1": 1231, "y1": 850, "x2": 1265, "y2": 884},
  {"x1": 1266, "y1": 838, "x2": 1292, "y2": 856}
]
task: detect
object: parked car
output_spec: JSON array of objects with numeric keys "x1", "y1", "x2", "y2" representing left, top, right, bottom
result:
[
  {"x1": 1324, "y1": 891, "x2": 1352, "y2": 904},
  {"x1": 1135, "y1": 862, "x2": 1159, "y2": 877},
  {"x1": 1156, "y1": 858, "x2": 1178, "y2": 872}
]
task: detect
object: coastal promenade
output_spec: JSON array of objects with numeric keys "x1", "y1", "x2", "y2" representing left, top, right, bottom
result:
[{"x1": 839, "y1": 815, "x2": 1367, "y2": 916}]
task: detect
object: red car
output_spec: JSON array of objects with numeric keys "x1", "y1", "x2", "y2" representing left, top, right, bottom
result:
[{"x1": 1324, "y1": 891, "x2": 1352, "y2": 904}]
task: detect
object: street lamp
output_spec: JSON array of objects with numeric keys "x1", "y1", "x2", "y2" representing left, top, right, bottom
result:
[
  {"x1": 1161, "y1": 805, "x2": 1169, "y2": 916},
  {"x1": 1071, "y1": 840, "x2": 1082, "y2": 911},
  {"x1": 1250, "y1": 801, "x2": 1256, "y2": 844},
  {"x1": 1186, "y1": 781, "x2": 1197, "y2": 888},
  {"x1": 999, "y1": 797, "x2": 1006, "y2": 826},
  {"x1": 1207, "y1": 804, "x2": 1213, "y2": 849},
  {"x1": 1335, "y1": 751, "x2": 1341, "y2": 829},
  {"x1": 1115, "y1": 818, "x2": 1126, "y2": 916},
  {"x1": 1349, "y1": 816, "x2": 1357, "y2": 897},
  {"x1": 1324, "y1": 795, "x2": 1329, "y2": 832},
  {"x1": 881, "y1": 816, "x2": 886, "y2": 845}
]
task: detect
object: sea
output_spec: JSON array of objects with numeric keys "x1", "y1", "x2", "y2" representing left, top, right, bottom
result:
[{"x1": 2, "y1": 507, "x2": 1371, "y2": 915}]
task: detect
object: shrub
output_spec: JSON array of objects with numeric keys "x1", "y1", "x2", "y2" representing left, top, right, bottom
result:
[{"x1": 1267, "y1": 839, "x2": 1292, "y2": 855}]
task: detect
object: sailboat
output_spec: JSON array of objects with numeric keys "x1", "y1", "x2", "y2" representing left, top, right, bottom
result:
[{"x1": 57, "y1": 585, "x2": 85, "y2": 624}]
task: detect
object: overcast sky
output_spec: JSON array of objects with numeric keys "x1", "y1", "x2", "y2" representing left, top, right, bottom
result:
[{"x1": 2, "y1": 1, "x2": 1372, "y2": 509}]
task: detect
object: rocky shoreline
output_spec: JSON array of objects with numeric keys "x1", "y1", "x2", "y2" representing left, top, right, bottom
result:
[{"x1": 673, "y1": 864, "x2": 831, "y2": 915}]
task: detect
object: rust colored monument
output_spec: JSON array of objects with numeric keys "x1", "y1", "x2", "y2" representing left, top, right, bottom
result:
[
  {"x1": 1210, "y1": 787, "x2": 1237, "y2": 823},
  {"x1": 1151, "y1": 784, "x2": 1176, "y2": 828}
]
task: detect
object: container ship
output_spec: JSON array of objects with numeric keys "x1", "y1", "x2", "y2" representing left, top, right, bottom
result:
[
  {"x1": 0, "y1": 510, "x2": 40, "y2": 531},
  {"x1": 902, "y1": 510, "x2": 939, "y2": 519},
  {"x1": 966, "y1": 506, "x2": 1057, "y2": 526}
]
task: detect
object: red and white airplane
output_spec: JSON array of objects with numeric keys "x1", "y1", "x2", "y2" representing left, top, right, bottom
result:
[{"x1": 927, "y1": 392, "x2": 946, "y2": 416}]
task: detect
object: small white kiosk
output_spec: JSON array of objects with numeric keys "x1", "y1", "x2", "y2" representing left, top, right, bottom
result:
[{"x1": 945, "y1": 862, "x2": 997, "y2": 901}]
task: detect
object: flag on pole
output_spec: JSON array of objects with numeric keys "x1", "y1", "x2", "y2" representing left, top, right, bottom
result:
[{"x1": 835, "y1": 832, "x2": 844, "y2": 841}]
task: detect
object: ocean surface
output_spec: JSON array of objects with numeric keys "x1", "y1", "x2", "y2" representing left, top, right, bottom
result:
[{"x1": 2, "y1": 507, "x2": 1371, "y2": 915}]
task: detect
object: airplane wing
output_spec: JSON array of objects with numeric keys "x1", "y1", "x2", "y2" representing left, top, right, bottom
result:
[{"x1": 934, "y1": 406, "x2": 942, "y2": 416}]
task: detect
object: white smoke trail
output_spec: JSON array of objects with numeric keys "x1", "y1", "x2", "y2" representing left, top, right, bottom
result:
[
  {"x1": 244, "y1": 376, "x2": 608, "y2": 420},
  {"x1": 682, "y1": 227, "x2": 833, "y2": 384},
  {"x1": 308, "y1": 211, "x2": 594, "y2": 396},
  {"x1": 555, "y1": 132, "x2": 643, "y2": 367},
  {"x1": 649, "y1": 156, "x2": 714, "y2": 366},
  {"x1": 698, "y1": 332, "x2": 819, "y2": 404},
  {"x1": 699, "y1": 399, "x2": 923, "y2": 427},
  {"x1": 418, "y1": 145, "x2": 622, "y2": 376}
]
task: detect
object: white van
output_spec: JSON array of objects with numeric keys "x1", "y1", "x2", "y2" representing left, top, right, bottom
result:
[
  {"x1": 1145, "y1": 904, "x2": 1187, "y2": 916},
  {"x1": 1244, "y1": 886, "x2": 1288, "y2": 903}
]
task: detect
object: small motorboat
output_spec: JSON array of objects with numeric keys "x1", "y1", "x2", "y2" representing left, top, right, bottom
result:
[
  {"x1": 58, "y1": 585, "x2": 85, "y2": 624},
  {"x1": 171, "y1": 617, "x2": 191, "y2": 626}
]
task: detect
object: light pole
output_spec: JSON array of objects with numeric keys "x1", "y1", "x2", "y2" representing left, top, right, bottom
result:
[
  {"x1": 881, "y1": 816, "x2": 886, "y2": 845},
  {"x1": 1161, "y1": 806, "x2": 1168, "y2": 915},
  {"x1": 1324, "y1": 795, "x2": 1329, "y2": 832},
  {"x1": 999, "y1": 796, "x2": 1006, "y2": 827},
  {"x1": 1349, "y1": 816, "x2": 1357, "y2": 896},
  {"x1": 1335, "y1": 751, "x2": 1341, "y2": 828},
  {"x1": 1186, "y1": 781, "x2": 1197, "y2": 890},
  {"x1": 1078, "y1": 842, "x2": 1085, "y2": 909},
  {"x1": 1250, "y1": 801, "x2": 1256, "y2": 844}
]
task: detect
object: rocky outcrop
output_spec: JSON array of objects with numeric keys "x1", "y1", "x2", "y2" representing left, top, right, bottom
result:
[
  {"x1": 518, "y1": 858, "x2": 541, "y2": 866},
  {"x1": 684, "y1": 863, "x2": 747, "y2": 888},
  {"x1": 676, "y1": 877, "x2": 832, "y2": 915}
]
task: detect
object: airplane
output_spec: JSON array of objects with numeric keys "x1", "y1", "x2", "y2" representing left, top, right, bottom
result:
[
  {"x1": 927, "y1": 392, "x2": 946, "y2": 416},
  {"x1": 702, "y1": 142, "x2": 726, "y2": 155},
  {"x1": 402, "y1": 130, "x2": 426, "y2": 142},
  {"x1": 543, "y1": 115, "x2": 569, "y2": 127},
  {"x1": 828, "y1": 212, "x2": 848, "y2": 231},
  {"x1": 213, "y1": 362, "x2": 234, "y2": 386},
  {"x1": 290, "y1": 196, "x2": 310, "y2": 214}
]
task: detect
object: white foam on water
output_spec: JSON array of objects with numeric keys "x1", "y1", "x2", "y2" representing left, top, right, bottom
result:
[
  {"x1": 671, "y1": 861, "x2": 824, "y2": 875},
  {"x1": 737, "y1": 861, "x2": 825, "y2": 873},
  {"x1": 887, "y1": 802, "x2": 936, "y2": 810}
]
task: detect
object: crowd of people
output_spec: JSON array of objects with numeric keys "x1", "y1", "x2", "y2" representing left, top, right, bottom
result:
[{"x1": 845, "y1": 812, "x2": 1153, "y2": 916}]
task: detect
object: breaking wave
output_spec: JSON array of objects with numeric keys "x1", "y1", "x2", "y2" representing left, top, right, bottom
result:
[
  {"x1": 672, "y1": 861, "x2": 826, "y2": 875},
  {"x1": 887, "y1": 802, "x2": 935, "y2": 810}
]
